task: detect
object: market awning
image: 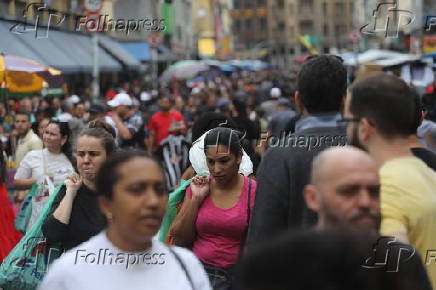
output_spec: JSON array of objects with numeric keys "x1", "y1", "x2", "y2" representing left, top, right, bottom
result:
[
  {"x1": 120, "y1": 42, "x2": 151, "y2": 62},
  {"x1": 7, "y1": 25, "x2": 79, "y2": 73},
  {"x1": 0, "y1": 20, "x2": 122, "y2": 73},
  {"x1": 0, "y1": 21, "x2": 47, "y2": 65},
  {"x1": 49, "y1": 30, "x2": 121, "y2": 72},
  {"x1": 99, "y1": 36, "x2": 141, "y2": 69}
]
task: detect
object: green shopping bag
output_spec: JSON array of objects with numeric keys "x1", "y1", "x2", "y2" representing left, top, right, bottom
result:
[
  {"x1": 158, "y1": 178, "x2": 192, "y2": 243},
  {"x1": 14, "y1": 183, "x2": 38, "y2": 234},
  {"x1": 0, "y1": 184, "x2": 65, "y2": 290}
]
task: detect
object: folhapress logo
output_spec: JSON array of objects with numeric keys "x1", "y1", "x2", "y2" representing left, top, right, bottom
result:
[
  {"x1": 360, "y1": 1, "x2": 415, "y2": 38},
  {"x1": 361, "y1": 236, "x2": 415, "y2": 273},
  {"x1": 425, "y1": 16, "x2": 436, "y2": 33}
]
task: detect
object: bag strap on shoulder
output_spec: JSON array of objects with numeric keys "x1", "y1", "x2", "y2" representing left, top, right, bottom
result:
[
  {"x1": 167, "y1": 246, "x2": 195, "y2": 290},
  {"x1": 246, "y1": 178, "x2": 252, "y2": 227}
]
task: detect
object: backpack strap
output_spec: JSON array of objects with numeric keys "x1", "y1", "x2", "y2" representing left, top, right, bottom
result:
[{"x1": 167, "y1": 246, "x2": 195, "y2": 290}]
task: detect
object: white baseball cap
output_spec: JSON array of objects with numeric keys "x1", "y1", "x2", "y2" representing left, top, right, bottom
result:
[
  {"x1": 69, "y1": 94, "x2": 81, "y2": 104},
  {"x1": 108, "y1": 93, "x2": 133, "y2": 107},
  {"x1": 191, "y1": 87, "x2": 202, "y2": 95},
  {"x1": 270, "y1": 87, "x2": 281, "y2": 99}
]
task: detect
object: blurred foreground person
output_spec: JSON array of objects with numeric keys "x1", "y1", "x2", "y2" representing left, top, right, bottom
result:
[
  {"x1": 344, "y1": 73, "x2": 436, "y2": 287},
  {"x1": 38, "y1": 151, "x2": 211, "y2": 290},
  {"x1": 236, "y1": 230, "x2": 429, "y2": 290}
]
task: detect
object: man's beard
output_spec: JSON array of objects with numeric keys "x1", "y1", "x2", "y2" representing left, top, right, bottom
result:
[
  {"x1": 349, "y1": 124, "x2": 366, "y2": 151},
  {"x1": 322, "y1": 204, "x2": 381, "y2": 237}
]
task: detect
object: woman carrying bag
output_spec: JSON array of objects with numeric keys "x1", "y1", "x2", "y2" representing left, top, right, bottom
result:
[
  {"x1": 42, "y1": 121, "x2": 116, "y2": 250},
  {"x1": 0, "y1": 122, "x2": 116, "y2": 290},
  {"x1": 169, "y1": 127, "x2": 257, "y2": 290},
  {"x1": 13, "y1": 120, "x2": 75, "y2": 232}
]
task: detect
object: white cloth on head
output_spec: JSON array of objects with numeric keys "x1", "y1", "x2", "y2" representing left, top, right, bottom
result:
[{"x1": 189, "y1": 130, "x2": 253, "y2": 176}]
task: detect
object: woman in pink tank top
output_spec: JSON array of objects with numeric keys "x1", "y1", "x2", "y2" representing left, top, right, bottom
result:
[{"x1": 170, "y1": 127, "x2": 256, "y2": 290}]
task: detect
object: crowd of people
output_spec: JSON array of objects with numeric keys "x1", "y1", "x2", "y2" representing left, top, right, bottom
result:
[{"x1": 0, "y1": 55, "x2": 435, "y2": 290}]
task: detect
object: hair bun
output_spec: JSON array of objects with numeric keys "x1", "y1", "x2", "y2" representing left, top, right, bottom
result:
[{"x1": 88, "y1": 120, "x2": 116, "y2": 139}]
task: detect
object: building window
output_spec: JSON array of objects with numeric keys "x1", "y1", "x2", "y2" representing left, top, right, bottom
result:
[
  {"x1": 323, "y1": 25, "x2": 329, "y2": 35},
  {"x1": 335, "y1": 24, "x2": 341, "y2": 37},
  {"x1": 0, "y1": 0, "x2": 8, "y2": 16},
  {"x1": 257, "y1": 0, "x2": 266, "y2": 8},
  {"x1": 335, "y1": 2, "x2": 344, "y2": 17},
  {"x1": 289, "y1": 47, "x2": 295, "y2": 55},
  {"x1": 277, "y1": 0, "x2": 284, "y2": 9},
  {"x1": 259, "y1": 18, "x2": 267, "y2": 31},
  {"x1": 278, "y1": 21, "x2": 285, "y2": 31},
  {"x1": 323, "y1": 2, "x2": 328, "y2": 17},
  {"x1": 301, "y1": 0, "x2": 313, "y2": 12},
  {"x1": 234, "y1": 19, "x2": 241, "y2": 33},
  {"x1": 15, "y1": 1, "x2": 27, "y2": 19},
  {"x1": 177, "y1": 26, "x2": 182, "y2": 41},
  {"x1": 245, "y1": 0, "x2": 252, "y2": 9},
  {"x1": 234, "y1": 0, "x2": 240, "y2": 9},
  {"x1": 246, "y1": 18, "x2": 253, "y2": 31},
  {"x1": 300, "y1": 22, "x2": 314, "y2": 35}
]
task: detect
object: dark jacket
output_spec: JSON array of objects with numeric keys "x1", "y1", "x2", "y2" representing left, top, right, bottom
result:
[
  {"x1": 42, "y1": 184, "x2": 106, "y2": 251},
  {"x1": 247, "y1": 126, "x2": 347, "y2": 247},
  {"x1": 411, "y1": 147, "x2": 436, "y2": 171}
]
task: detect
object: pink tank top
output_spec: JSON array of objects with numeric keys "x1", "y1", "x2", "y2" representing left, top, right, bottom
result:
[{"x1": 187, "y1": 175, "x2": 256, "y2": 268}]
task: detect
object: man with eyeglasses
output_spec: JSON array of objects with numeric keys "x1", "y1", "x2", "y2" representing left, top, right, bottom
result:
[
  {"x1": 247, "y1": 55, "x2": 347, "y2": 247},
  {"x1": 343, "y1": 73, "x2": 436, "y2": 288}
]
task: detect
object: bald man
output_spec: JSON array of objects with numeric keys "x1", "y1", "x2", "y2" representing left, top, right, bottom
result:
[
  {"x1": 238, "y1": 146, "x2": 431, "y2": 290},
  {"x1": 304, "y1": 146, "x2": 381, "y2": 237}
]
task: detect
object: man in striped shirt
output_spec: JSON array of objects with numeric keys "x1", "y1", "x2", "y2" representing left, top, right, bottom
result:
[{"x1": 156, "y1": 121, "x2": 190, "y2": 192}]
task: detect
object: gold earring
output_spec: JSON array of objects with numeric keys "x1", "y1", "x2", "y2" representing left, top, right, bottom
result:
[{"x1": 106, "y1": 212, "x2": 113, "y2": 221}]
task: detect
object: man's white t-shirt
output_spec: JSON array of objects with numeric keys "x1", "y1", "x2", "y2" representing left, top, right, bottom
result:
[
  {"x1": 14, "y1": 149, "x2": 74, "y2": 187},
  {"x1": 38, "y1": 231, "x2": 212, "y2": 290}
]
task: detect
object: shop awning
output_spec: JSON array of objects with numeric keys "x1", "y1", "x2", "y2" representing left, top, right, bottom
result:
[
  {"x1": 99, "y1": 36, "x2": 141, "y2": 69},
  {"x1": 120, "y1": 42, "x2": 151, "y2": 62},
  {"x1": 49, "y1": 30, "x2": 121, "y2": 72},
  {"x1": 0, "y1": 21, "x2": 47, "y2": 65},
  {"x1": 0, "y1": 20, "x2": 123, "y2": 72}
]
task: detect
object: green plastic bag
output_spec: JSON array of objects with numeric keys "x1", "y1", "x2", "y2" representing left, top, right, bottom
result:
[
  {"x1": 158, "y1": 178, "x2": 192, "y2": 242},
  {"x1": 0, "y1": 184, "x2": 65, "y2": 290},
  {"x1": 14, "y1": 183, "x2": 38, "y2": 234}
]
